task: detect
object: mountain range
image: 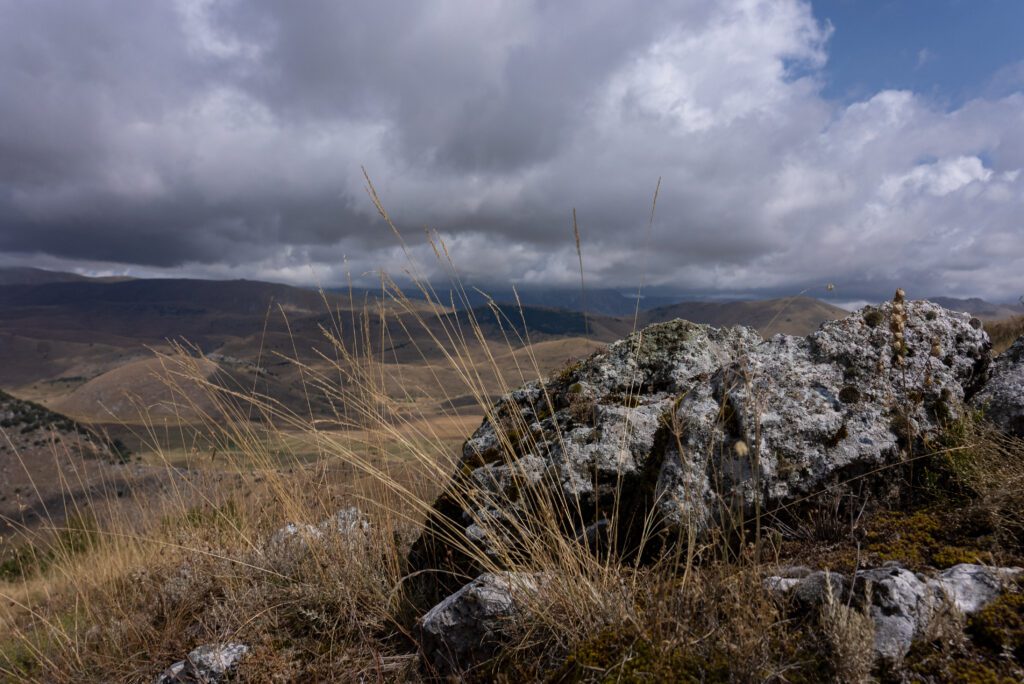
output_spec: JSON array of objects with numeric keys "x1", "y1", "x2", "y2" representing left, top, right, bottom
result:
[{"x1": 1, "y1": 266, "x2": 1020, "y2": 432}]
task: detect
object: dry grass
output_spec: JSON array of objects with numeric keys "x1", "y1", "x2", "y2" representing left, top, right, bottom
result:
[
  {"x1": 820, "y1": 573, "x2": 874, "y2": 684},
  {"x1": 985, "y1": 314, "x2": 1024, "y2": 355}
]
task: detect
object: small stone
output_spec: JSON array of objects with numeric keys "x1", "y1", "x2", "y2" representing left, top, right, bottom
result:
[
  {"x1": 418, "y1": 572, "x2": 541, "y2": 676},
  {"x1": 155, "y1": 643, "x2": 249, "y2": 684}
]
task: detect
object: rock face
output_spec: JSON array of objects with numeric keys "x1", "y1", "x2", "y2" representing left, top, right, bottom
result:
[
  {"x1": 418, "y1": 572, "x2": 540, "y2": 676},
  {"x1": 408, "y1": 301, "x2": 992, "y2": 594},
  {"x1": 973, "y1": 335, "x2": 1024, "y2": 436},
  {"x1": 765, "y1": 563, "x2": 1022, "y2": 662},
  {"x1": 155, "y1": 643, "x2": 249, "y2": 684}
]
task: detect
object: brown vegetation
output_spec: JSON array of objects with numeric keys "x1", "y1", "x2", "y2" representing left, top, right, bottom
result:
[{"x1": 987, "y1": 314, "x2": 1024, "y2": 355}]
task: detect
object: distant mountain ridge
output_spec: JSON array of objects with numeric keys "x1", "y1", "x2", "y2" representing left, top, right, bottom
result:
[
  {"x1": 0, "y1": 266, "x2": 133, "y2": 286},
  {"x1": 927, "y1": 297, "x2": 1024, "y2": 320},
  {"x1": 399, "y1": 285, "x2": 684, "y2": 316},
  {"x1": 641, "y1": 296, "x2": 850, "y2": 337},
  {"x1": 3, "y1": 268, "x2": 1021, "y2": 401}
]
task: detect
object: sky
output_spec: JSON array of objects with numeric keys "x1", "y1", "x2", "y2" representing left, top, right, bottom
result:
[{"x1": 0, "y1": 0, "x2": 1022, "y2": 303}]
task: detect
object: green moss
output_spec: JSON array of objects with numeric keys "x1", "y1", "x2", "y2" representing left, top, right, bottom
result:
[
  {"x1": 968, "y1": 588, "x2": 1024, "y2": 661},
  {"x1": 865, "y1": 509, "x2": 990, "y2": 569},
  {"x1": 556, "y1": 629, "x2": 732, "y2": 683},
  {"x1": 904, "y1": 640, "x2": 1020, "y2": 684},
  {"x1": 863, "y1": 308, "x2": 884, "y2": 328},
  {"x1": 554, "y1": 623, "x2": 831, "y2": 684}
]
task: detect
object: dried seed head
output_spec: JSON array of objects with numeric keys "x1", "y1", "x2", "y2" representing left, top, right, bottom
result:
[
  {"x1": 733, "y1": 440, "x2": 749, "y2": 457},
  {"x1": 894, "y1": 288, "x2": 906, "y2": 303}
]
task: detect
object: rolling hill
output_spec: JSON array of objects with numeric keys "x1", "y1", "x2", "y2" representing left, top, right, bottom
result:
[
  {"x1": 641, "y1": 295, "x2": 849, "y2": 337},
  {"x1": 928, "y1": 296, "x2": 1024, "y2": 321}
]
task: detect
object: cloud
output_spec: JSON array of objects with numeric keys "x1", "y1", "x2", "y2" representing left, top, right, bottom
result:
[{"x1": 0, "y1": 0, "x2": 1022, "y2": 302}]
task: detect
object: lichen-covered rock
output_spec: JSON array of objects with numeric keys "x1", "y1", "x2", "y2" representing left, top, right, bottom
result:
[
  {"x1": 408, "y1": 321, "x2": 763, "y2": 600},
  {"x1": 418, "y1": 572, "x2": 540, "y2": 676},
  {"x1": 935, "y1": 563, "x2": 1023, "y2": 614},
  {"x1": 658, "y1": 300, "x2": 991, "y2": 538},
  {"x1": 856, "y1": 565, "x2": 943, "y2": 661},
  {"x1": 972, "y1": 335, "x2": 1024, "y2": 436},
  {"x1": 408, "y1": 302, "x2": 992, "y2": 603},
  {"x1": 766, "y1": 563, "x2": 1021, "y2": 662},
  {"x1": 155, "y1": 643, "x2": 248, "y2": 684}
]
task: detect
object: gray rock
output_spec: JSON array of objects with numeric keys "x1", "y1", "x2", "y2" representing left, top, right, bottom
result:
[
  {"x1": 858, "y1": 563, "x2": 1020, "y2": 661},
  {"x1": 768, "y1": 563, "x2": 1021, "y2": 662},
  {"x1": 972, "y1": 336, "x2": 1024, "y2": 436},
  {"x1": 796, "y1": 570, "x2": 848, "y2": 607},
  {"x1": 765, "y1": 568, "x2": 849, "y2": 609},
  {"x1": 409, "y1": 303, "x2": 993, "y2": 594},
  {"x1": 410, "y1": 320, "x2": 764, "y2": 580},
  {"x1": 320, "y1": 505, "x2": 371, "y2": 535},
  {"x1": 934, "y1": 563, "x2": 1022, "y2": 614},
  {"x1": 658, "y1": 300, "x2": 991, "y2": 539},
  {"x1": 155, "y1": 643, "x2": 249, "y2": 684},
  {"x1": 418, "y1": 572, "x2": 540, "y2": 676},
  {"x1": 856, "y1": 565, "x2": 943, "y2": 662},
  {"x1": 264, "y1": 506, "x2": 369, "y2": 572},
  {"x1": 763, "y1": 565, "x2": 813, "y2": 593}
]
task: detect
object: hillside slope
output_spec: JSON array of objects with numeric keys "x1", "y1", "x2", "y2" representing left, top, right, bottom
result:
[{"x1": 642, "y1": 295, "x2": 848, "y2": 336}]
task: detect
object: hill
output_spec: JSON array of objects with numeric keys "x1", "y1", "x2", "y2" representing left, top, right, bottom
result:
[
  {"x1": 49, "y1": 357, "x2": 221, "y2": 424},
  {"x1": 642, "y1": 295, "x2": 849, "y2": 337},
  {"x1": 928, "y1": 296, "x2": 1024, "y2": 320},
  {"x1": 0, "y1": 389, "x2": 125, "y2": 536}
]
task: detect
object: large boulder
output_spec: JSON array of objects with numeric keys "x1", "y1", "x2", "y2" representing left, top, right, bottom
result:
[
  {"x1": 407, "y1": 301, "x2": 992, "y2": 599},
  {"x1": 972, "y1": 335, "x2": 1024, "y2": 436},
  {"x1": 658, "y1": 298, "x2": 991, "y2": 537}
]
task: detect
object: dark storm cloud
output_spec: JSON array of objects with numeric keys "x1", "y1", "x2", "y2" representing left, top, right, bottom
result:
[{"x1": 1, "y1": 0, "x2": 1023, "y2": 301}]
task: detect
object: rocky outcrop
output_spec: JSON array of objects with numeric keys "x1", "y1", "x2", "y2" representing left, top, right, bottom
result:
[
  {"x1": 766, "y1": 563, "x2": 1022, "y2": 662},
  {"x1": 418, "y1": 572, "x2": 540, "y2": 676},
  {"x1": 973, "y1": 335, "x2": 1024, "y2": 436},
  {"x1": 408, "y1": 300, "x2": 993, "y2": 596},
  {"x1": 155, "y1": 643, "x2": 249, "y2": 684}
]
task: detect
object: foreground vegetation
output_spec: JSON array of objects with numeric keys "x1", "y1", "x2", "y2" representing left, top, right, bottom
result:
[{"x1": 3, "y1": 372, "x2": 1024, "y2": 682}]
